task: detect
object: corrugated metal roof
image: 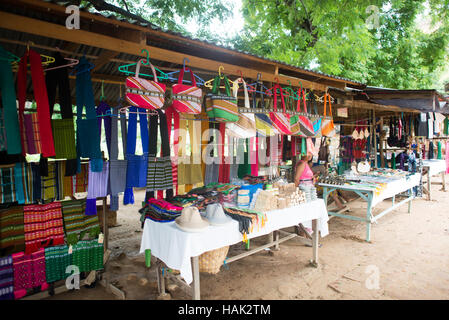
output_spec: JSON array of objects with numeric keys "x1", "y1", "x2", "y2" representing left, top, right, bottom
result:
[{"x1": 42, "y1": 0, "x2": 364, "y2": 86}]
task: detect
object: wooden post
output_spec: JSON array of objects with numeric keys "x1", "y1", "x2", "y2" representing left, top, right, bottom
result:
[
  {"x1": 191, "y1": 256, "x2": 200, "y2": 300},
  {"x1": 427, "y1": 171, "x2": 432, "y2": 201},
  {"x1": 102, "y1": 197, "x2": 108, "y2": 251},
  {"x1": 380, "y1": 116, "x2": 385, "y2": 168},
  {"x1": 442, "y1": 172, "x2": 447, "y2": 191},
  {"x1": 312, "y1": 219, "x2": 319, "y2": 265},
  {"x1": 373, "y1": 109, "x2": 378, "y2": 168}
]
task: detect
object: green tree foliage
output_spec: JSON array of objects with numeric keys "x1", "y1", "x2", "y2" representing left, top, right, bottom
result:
[
  {"x1": 73, "y1": 0, "x2": 233, "y2": 34},
  {"x1": 235, "y1": 0, "x2": 449, "y2": 90}
]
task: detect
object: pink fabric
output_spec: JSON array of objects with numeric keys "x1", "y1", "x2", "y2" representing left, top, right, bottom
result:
[
  {"x1": 125, "y1": 77, "x2": 166, "y2": 110},
  {"x1": 250, "y1": 137, "x2": 258, "y2": 176},
  {"x1": 12, "y1": 249, "x2": 47, "y2": 299},
  {"x1": 299, "y1": 160, "x2": 314, "y2": 181},
  {"x1": 446, "y1": 142, "x2": 449, "y2": 174},
  {"x1": 147, "y1": 198, "x2": 183, "y2": 211}
]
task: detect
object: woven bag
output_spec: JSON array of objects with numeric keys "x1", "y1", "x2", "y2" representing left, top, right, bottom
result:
[{"x1": 198, "y1": 245, "x2": 229, "y2": 274}]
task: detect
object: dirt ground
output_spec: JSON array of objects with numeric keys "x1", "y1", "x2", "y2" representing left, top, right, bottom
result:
[{"x1": 48, "y1": 181, "x2": 449, "y2": 300}]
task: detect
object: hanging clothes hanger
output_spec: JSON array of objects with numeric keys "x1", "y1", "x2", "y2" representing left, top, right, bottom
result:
[
  {"x1": 44, "y1": 48, "x2": 79, "y2": 71},
  {"x1": 117, "y1": 48, "x2": 169, "y2": 80},
  {"x1": 118, "y1": 105, "x2": 158, "y2": 116},
  {"x1": 71, "y1": 57, "x2": 95, "y2": 75},
  {"x1": 234, "y1": 70, "x2": 256, "y2": 93},
  {"x1": 165, "y1": 57, "x2": 205, "y2": 86},
  {"x1": 264, "y1": 77, "x2": 285, "y2": 97},
  {"x1": 247, "y1": 73, "x2": 269, "y2": 96},
  {"x1": 100, "y1": 80, "x2": 105, "y2": 102},
  {"x1": 204, "y1": 66, "x2": 234, "y2": 89},
  {"x1": 11, "y1": 41, "x2": 55, "y2": 71}
]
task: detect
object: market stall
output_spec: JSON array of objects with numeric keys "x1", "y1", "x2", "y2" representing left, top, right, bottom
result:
[
  {"x1": 422, "y1": 159, "x2": 447, "y2": 200},
  {"x1": 319, "y1": 168, "x2": 421, "y2": 242}
]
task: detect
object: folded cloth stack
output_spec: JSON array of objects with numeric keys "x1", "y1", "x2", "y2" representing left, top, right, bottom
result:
[
  {"x1": 237, "y1": 189, "x2": 250, "y2": 209},
  {"x1": 71, "y1": 240, "x2": 103, "y2": 273},
  {"x1": 139, "y1": 198, "x2": 183, "y2": 223},
  {"x1": 170, "y1": 194, "x2": 199, "y2": 208},
  {"x1": 220, "y1": 189, "x2": 238, "y2": 208}
]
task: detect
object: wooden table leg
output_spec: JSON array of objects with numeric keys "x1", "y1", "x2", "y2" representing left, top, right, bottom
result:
[
  {"x1": 156, "y1": 263, "x2": 166, "y2": 295},
  {"x1": 442, "y1": 172, "x2": 446, "y2": 191},
  {"x1": 427, "y1": 172, "x2": 431, "y2": 201},
  {"x1": 102, "y1": 197, "x2": 108, "y2": 251},
  {"x1": 191, "y1": 256, "x2": 200, "y2": 300},
  {"x1": 311, "y1": 219, "x2": 319, "y2": 266},
  {"x1": 274, "y1": 231, "x2": 280, "y2": 251}
]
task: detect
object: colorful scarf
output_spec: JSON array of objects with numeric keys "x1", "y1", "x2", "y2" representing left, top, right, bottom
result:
[{"x1": 61, "y1": 199, "x2": 100, "y2": 245}]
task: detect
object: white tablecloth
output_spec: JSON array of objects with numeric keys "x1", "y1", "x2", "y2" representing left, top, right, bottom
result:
[
  {"x1": 371, "y1": 173, "x2": 421, "y2": 206},
  {"x1": 422, "y1": 159, "x2": 446, "y2": 177},
  {"x1": 140, "y1": 199, "x2": 329, "y2": 284}
]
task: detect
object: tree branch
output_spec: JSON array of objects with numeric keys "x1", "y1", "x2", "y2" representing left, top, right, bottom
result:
[{"x1": 121, "y1": 0, "x2": 131, "y2": 14}]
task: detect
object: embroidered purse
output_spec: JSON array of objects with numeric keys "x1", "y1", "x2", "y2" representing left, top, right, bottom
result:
[{"x1": 172, "y1": 67, "x2": 202, "y2": 114}]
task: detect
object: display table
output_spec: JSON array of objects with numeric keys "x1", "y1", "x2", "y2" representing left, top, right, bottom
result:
[
  {"x1": 319, "y1": 172, "x2": 421, "y2": 242},
  {"x1": 140, "y1": 199, "x2": 329, "y2": 300},
  {"x1": 422, "y1": 159, "x2": 447, "y2": 200}
]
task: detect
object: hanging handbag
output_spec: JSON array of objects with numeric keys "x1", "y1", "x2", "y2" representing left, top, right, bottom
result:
[
  {"x1": 205, "y1": 75, "x2": 239, "y2": 122},
  {"x1": 310, "y1": 93, "x2": 322, "y2": 137},
  {"x1": 46, "y1": 52, "x2": 77, "y2": 162},
  {"x1": 226, "y1": 78, "x2": 257, "y2": 138},
  {"x1": 17, "y1": 49, "x2": 55, "y2": 157},
  {"x1": 320, "y1": 93, "x2": 335, "y2": 137},
  {"x1": 108, "y1": 105, "x2": 128, "y2": 196},
  {"x1": 75, "y1": 58, "x2": 102, "y2": 167},
  {"x1": 291, "y1": 87, "x2": 315, "y2": 137},
  {"x1": 171, "y1": 67, "x2": 202, "y2": 114},
  {"x1": 269, "y1": 84, "x2": 293, "y2": 135},
  {"x1": 254, "y1": 80, "x2": 277, "y2": 137},
  {"x1": 125, "y1": 59, "x2": 166, "y2": 110},
  {"x1": 146, "y1": 109, "x2": 174, "y2": 193},
  {"x1": 123, "y1": 106, "x2": 149, "y2": 205}
]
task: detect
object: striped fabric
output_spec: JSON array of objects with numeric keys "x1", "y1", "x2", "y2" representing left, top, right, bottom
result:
[
  {"x1": 22, "y1": 113, "x2": 42, "y2": 155},
  {"x1": 71, "y1": 240, "x2": 103, "y2": 273},
  {"x1": 270, "y1": 112, "x2": 292, "y2": 135},
  {"x1": 14, "y1": 163, "x2": 31, "y2": 204},
  {"x1": 0, "y1": 206, "x2": 25, "y2": 256},
  {"x1": 63, "y1": 162, "x2": 88, "y2": 197},
  {"x1": 125, "y1": 76, "x2": 166, "y2": 110},
  {"x1": 146, "y1": 156, "x2": 174, "y2": 192},
  {"x1": 0, "y1": 167, "x2": 16, "y2": 204},
  {"x1": 12, "y1": 249, "x2": 46, "y2": 298},
  {"x1": 23, "y1": 202, "x2": 65, "y2": 254},
  {"x1": 61, "y1": 199, "x2": 100, "y2": 245},
  {"x1": 41, "y1": 162, "x2": 60, "y2": 202},
  {"x1": 0, "y1": 255, "x2": 14, "y2": 300},
  {"x1": 87, "y1": 161, "x2": 109, "y2": 198},
  {"x1": 51, "y1": 118, "x2": 77, "y2": 160},
  {"x1": 172, "y1": 84, "x2": 202, "y2": 114},
  {"x1": 45, "y1": 245, "x2": 71, "y2": 283},
  {"x1": 206, "y1": 95, "x2": 239, "y2": 122}
]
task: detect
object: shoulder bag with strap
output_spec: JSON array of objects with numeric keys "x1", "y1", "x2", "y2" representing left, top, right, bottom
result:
[
  {"x1": 172, "y1": 67, "x2": 202, "y2": 114},
  {"x1": 269, "y1": 84, "x2": 292, "y2": 135},
  {"x1": 291, "y1": 87, "x2": 315, "y2": 137},
  {"x1": 320, "y1": 93, "x2": 335, "y2": 137},
  {"x1": 226, "y1": 78, "x2": 256, "y2": 138},
  {"x1": 254, "y1": 81, "x2": 277, "y2": 137},
  {"x1": 205, "y1": 75, "x2": 239, "y2": 122},
  {"x1": 125, "y1": 60, "x2": 166, "y2": 110}
]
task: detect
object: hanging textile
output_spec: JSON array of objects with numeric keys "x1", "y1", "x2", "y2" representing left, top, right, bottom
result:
[
  {"x1": 0, "y1": 167, "x2": 16, "y2": 204},
  {"x1": 428, "y1": 141, "x2": 434, "y2": 160},
  {"x1": 218, "y1": 122, "x2": 230, "y2": 183},
  {"x1": 178, "y1": 119, "x2": 203, "y2": 185},
  {"x1": 75, "y1": 57, "x2": 102, "y2": 171},
  {"x1": 446, "y1": 141, "x2": 449, "y2": 174},
  {"x1": 145, "y1": 110, "x2": 174, "y2": 198},
  {"x1": 165, "y1": 106, "x2": 179, "y2": 195},
  {"x1": 107, "y1": 105, "x2": 128, "y2": 210},
  {"x1": 237, "y1": 138, "x2": 252, "y2": 179},
  {"x1": 124, "y1": 107, "x2": 149, "y2": 205},
  {"x1": 45, "y1": 52, "x2": 77, "y2": 174},
  {"x1": 17, "y1": 49, "x2": 55, "y2": 157},
  {"x1": 0, "y1": 46, "x2": 21, "y2": 155},
  {"x1": 71, "y1": 239, "x2": 103, "y2": 273},
  {"x1": 204, "y1": 122, "x2": 220, "y2": 186},
  {"x1": 44, "y1": 245, "x2": 72, "y2": 284},
  {"x1": 437, "y1": 141, "x2": 442, "y2": 159},
  {"x1": 86, "y1": 161, "x2": 109, "y2": 215}
]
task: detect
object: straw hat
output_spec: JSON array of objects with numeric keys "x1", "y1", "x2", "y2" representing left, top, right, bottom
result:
[
  {"x1": 175, "y1": 206, "x2": 209, "y2": 233},
  {"x1": 202, "y1": 203, "x2": 233, "y2": 226}
]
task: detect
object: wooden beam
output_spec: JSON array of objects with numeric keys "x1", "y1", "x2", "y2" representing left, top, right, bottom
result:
[
  {"x1": 92, "y1": 50, "x2": 119, "y2": 72},
  {"x1": 0, "y1": 11, "x2": 328, "y2": 91}
]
